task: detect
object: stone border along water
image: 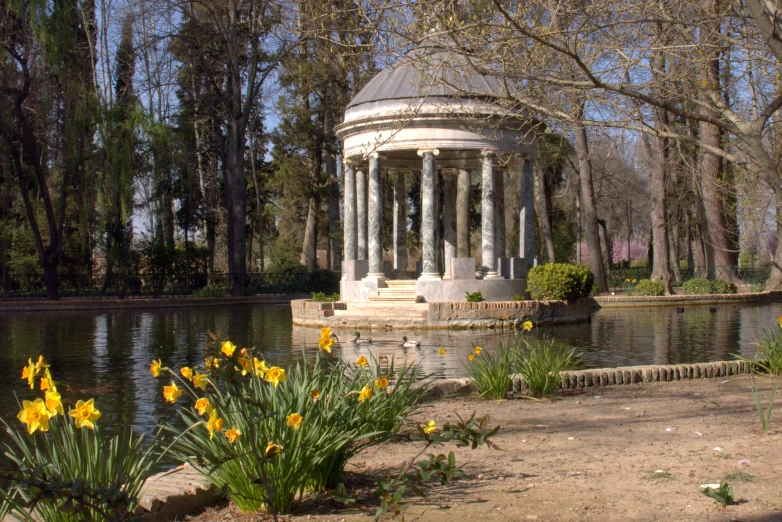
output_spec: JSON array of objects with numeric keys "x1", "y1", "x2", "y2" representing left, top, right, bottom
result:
[
  {"x1": 291, "y1": 290, "x2": 782, "y2": 330},
  {"x1": 114, "y1": 359, "x2": 751, "y2": 520},
  {"x1": 0, "y1": 294, "x2": 307, "y2": 312}
]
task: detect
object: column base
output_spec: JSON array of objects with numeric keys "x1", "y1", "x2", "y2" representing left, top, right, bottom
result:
[
  {"x1": 442, "y1": 272, "x2": 452, "y2": 280},
  {"x1": 483, "y1": 271, "x2": 502, "y2": 280},
  {"x1": 364, "y1": 273, "x2": 387, "y2": 287},
  {"x1": 418, "y1": 272, "x2": 442, "y2": 281}
]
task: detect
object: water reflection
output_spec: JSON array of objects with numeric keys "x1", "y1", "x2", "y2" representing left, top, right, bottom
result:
[{"x1": 0, "y1": 301, "x2": 779, "y2": 434}]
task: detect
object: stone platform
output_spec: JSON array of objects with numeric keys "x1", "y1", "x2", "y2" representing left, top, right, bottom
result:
[{"x1": 291, "y1": 297, "x2": 596, "y2": 329}]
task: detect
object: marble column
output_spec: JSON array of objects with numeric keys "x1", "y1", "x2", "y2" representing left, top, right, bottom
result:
[
  {"x1": 356, "y1": 168, "x2": 368, "y2": 260},
  {"x1": 456, "y1": 169, "x2": 471, "y2": 258},
  {"x1": 519, "y1": 157, "x2": 536, "y2": 261},
  {"x1": 442, "y1": 168, "x2": 457, "y2": 279},
  {"x1": 481, "y1": 152, "x2": 500, "y2": 279},
  {"x1": 495, "y1": 168, "x2": 506, "y2": 258},
  {"x1": 343, "y1": 160, "x2": 357, "y2": 262},
  {"x1": 392, "y1": 168, "x2": 408, "y2": 277},
  {"x1": 418, "y1": 149, "x2": 440, "y2": 279},
  {"x1": 367, "y1": 154, "x2": 383, "y2": 277}
]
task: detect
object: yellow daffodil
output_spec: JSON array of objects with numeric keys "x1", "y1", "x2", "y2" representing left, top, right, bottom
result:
[
  {"x1": 474, "y1": 346, "x2": 483, "y2": 355},
  {"x1": 319, "y1": 336, "x2": 334, "y2": 353},
  {"x1": 69, "y1": 399, "x2": 101, "y2": 430},
  {"x1": 423, "y1": 420, "x2": 436, "y2": 434},
  {"x1": 21, "y1": 358, "x2": 35, "y2": 389},
  {"x1": 310, "y1": 389, "x2": 321, "y2": 400},
  {"x1": 45, "y1": 390, "x2": 63, "y2": 416},
  {"x1": 438, "y1": 348, "x2": 447, "y2": 355},
  {"x1": 221, "y1": 340, "x2": 237, "y2": 357},
  {"x1": 236, "y1": 358, "x2": 252, "y2": 375},
  {"x1": 358, "y1": 385, "x2": 372, "y2": 403},
  {"x1": 374, "y1": 376, "x2": 389, "y2": 389},
  {"x1": 265, "y1": 441, "x2": 283, "y2": 458},
  {"x1": 40, "y1": 368, "x2": 56, "y2": 392},
  {"x1": 34, "y1": 355, "x2": 48, "y2": 373},
  {"x1": 468, "y1": 354, "x2": 475, "y2": 361},
  {"x1": 320, "y1": 327, "x2": 332, "y2": 338},
  {"x1": 264, "y1": 367, "x2": 286, "y2": 387},
  {"x1": 194, "y1": 397, "x2": 213, "y2": 416},
  {"x1": 180, "y1": 367, "x2": 193, "y2": 379},
  {"x1": 17, "y1": 399, "x2": 50, "y2": 434},
  {"x1": 207, "y1": 410, "x2": 224, "y2": 440},
  {"x1": 778, "y1": 315, "x2": 782, "y2": 329},
  {"x1": 163, "y1": 382, "x2": 182, "y2": 403},
  {"x1": 150, "y1": 359, "x2": 162, "y2": 378},
  {"x1": 192, "y1": 372, "x2": 209, "y2": 391},
  {"x1": 205, "y1": 356, "x2": 219, "y2": 370},
  {"x1": 253, "y1": 358, "x2": 269, "y2": 377},
  {"x1": 286, "y1": 413, "x2": 303, "y2": 430},
  {"x1": 239, "y1": 348, "x2": 249, "y2": 357},
  {"x1": 225, "y1": 426, "x2": 241, "y2": 444},
  {"x1": 356, "y1": 355, "x2": 368, "y2": 367},
  {"x1": 632, "y1": 279, "x2": 637, "y2": 283},
  {"x1": 523, "y1": 321, "x2": 534, "y2": 332}
]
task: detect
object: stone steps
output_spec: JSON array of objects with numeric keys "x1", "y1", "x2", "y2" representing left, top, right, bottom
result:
[{"x1": 368, "y1": 282, "x2": 421, "y2": 302}]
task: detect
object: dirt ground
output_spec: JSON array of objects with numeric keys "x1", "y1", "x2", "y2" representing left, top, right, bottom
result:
[{"x1": 187, "y1": 375, "x2": 782, "y2": 522}]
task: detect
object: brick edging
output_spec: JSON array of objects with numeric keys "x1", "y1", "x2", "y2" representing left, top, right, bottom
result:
[
  {"x1": 0, "y1": 294, "x2": 308, "y2": 312},
  {"x1": 423, "y1": 359, "x2": 753, "y2": 398},
  {"x1": 593, "y1": 290, "x2": 782, "y2": 307}
]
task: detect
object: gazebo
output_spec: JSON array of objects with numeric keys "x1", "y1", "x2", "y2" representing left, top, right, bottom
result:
[{"x1": 336, "y1": 44, "x2": 538, "y2": 303}]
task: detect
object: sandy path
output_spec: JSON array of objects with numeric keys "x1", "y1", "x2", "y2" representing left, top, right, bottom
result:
[{"x1": 190, "y1": 375, "x2": 782, "y2": 522}]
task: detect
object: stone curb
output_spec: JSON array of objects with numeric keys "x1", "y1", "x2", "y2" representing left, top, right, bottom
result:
[
  {"x1": 421, "y1": 359, "x2": 752, "y2": 399},
  {"x1": 135, "y1": 464, "x2": 221, "y2": 521},
  {"x1": 593, "y1": 290, "x2": 782, "y2": 308},
  {"x1": 0, "y1": 294, "x2": 307, "y2": 313}
]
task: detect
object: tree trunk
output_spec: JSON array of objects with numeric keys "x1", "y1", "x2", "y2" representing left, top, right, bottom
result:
[
  {"x1": 649, "y1": 126, "x2": 673, "y2": 293},
  {"x1": 302, "y1": 196, "x2": 318, "y2": 272},
  {"x1": 225, "y1": 123, "x2": 249, "y2": 295},
  {"x1": 668, "y1": 221, "x2": 682, "y2": 284},
  {"x1": 325, "y1": 111, "x2": 340, "y2": 271},
  {"x1": 535, "y1": 160, "x2": 556, "y2": 262},
  {"x1": 575, "y1": 181, "x2": 582, "y2": 264},
  {"x1": 597, "y1": 218, "x2": 613, "y2": 278},
  {"x1": 684, "y1": 211, "x2": 693, "y2": 271},
  {"x1": 766, "y1": 191, "x2": 782, "y2": 290},
  {"x1": 573, "y1": 116, "x2": 607, "y2": 292},
  {"x1": 698, "y1": 0, "x2": 736, "y2": 281}
]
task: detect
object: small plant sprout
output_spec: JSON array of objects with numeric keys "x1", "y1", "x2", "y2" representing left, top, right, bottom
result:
[
  {"x1": 699, "y1": 481, "x2": 735, "y2": 507},
  {"x1": 749, "y1": 373, "x2": 778, "y2": 435}
]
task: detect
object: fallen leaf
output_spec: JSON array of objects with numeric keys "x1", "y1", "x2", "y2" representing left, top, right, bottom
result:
[
  {"x1": 739, "y1": 459, "x2": 750, "y2": 466},
  {"x1": 719, "y1": 380, "x2": 729, "y2": 384},
  {"x1": 694, "y1": 431, "x2": 703, "y2": 437},
  {"x1": 713, "y1": 447, "x2": 724, "y2": 452},
  {"x1": 566, "y1": 472, "x2": 580, "y2": 477},
  {"x1": 666, "y1": 427, "x2": 678, "y2": 432}
]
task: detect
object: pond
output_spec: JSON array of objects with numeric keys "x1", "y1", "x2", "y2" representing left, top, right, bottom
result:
[{"x1": 1, "y1": 300, "x2": 780, "y2": 435}]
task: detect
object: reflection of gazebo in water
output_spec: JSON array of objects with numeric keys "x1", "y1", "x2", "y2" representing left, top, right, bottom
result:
[{"x1": 336, "y1": 43, "x2": 538, "y2": 303}]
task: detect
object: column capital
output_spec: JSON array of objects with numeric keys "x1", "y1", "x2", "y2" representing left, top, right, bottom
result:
[
  {"x1": 344, "y1": 156, "x2": 359, "y2": 166},
  {"x1": 365, "y1": 152, "x2": 380, "y2": 160},
  {"x1": 481, "y1": 149, "x2": 498, "y2": 158},
  {"x1": 417, "y1": 148, "x2": 440, "y2": 157}
]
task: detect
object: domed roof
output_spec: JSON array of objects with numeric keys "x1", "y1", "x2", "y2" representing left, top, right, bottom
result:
[{"x1": 346, "y1": 46, "x2": 506, "y2": 110}]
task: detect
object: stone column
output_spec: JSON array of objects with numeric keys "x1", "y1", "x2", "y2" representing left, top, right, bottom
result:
[
  {"x1": 442, "y1": 168, "x2": 457, "y2": 279},
  {"x1": 392, "y1": 168, "x2": 408, "y2": 277},
  {"x1": 481, "y1": 151, "x2": 500, "y2": 279},
  {"x1": 343, "y1": 160, "x2": 357, "y2": 262},
  {"x1": 418, "y1": 149, "x2": 440, "y2": 279},
  {"x1": 456, "y1": 168, "x2": 471, "y2": 258},
  {"x1": 520, "y1": 157, "x2": 536, "y2": 261},
  {"x1": 367, "y1": 153, "x2": 383, "y2": 277},
  {"x1": 495, "y1": 167, "x2": 506, "y2": 258},
  {"x1": 356, "y1": 168, "x2": 368, "y2": 260}
]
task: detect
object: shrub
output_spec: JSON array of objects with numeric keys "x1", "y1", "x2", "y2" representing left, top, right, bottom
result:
[
  {"x1": 465, "y1": 291, "x2": 485, "y2": 302},
  {"x1": 710, "y1": 279, "x2": 737, "y2": 294},
  {"x1": 513, "y1": 339, "x2": 581, "y2": 396},
  {"x1": 635, "y1": 279, "x2": 666, "y2": 296},
  {"x1": 158, "y1": 337, "x2": 427, "y2": 514},
  {"x1": 527, "y1": 263, "x2": 594, "y2": 300},
  {"x1": 465, "y1": 341, "x2": 518, "y2": 400},
  {"x1": 311, "y1": 291, "x2": 340, "y2": 302},
  {"x1": 194, "y1": 286, "x2": 227, "y2": 298},
  {"x1": 0, "y1": 358, "x2": 159, "y2": 521},
  {"x1": 682, "y1": 278, "x2": 712, "y2": 295},
  {"x1": 510, "y1": 295, "x2": 522, "y2": 302}
]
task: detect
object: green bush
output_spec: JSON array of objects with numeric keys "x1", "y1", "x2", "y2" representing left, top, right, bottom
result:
[
  {"x1": 513, "y1": 339, "x2": 581, "y2": 396},
  {"x1": 710, "y1": 279, "x2": 737, "y2": 294},
  {"x1": 527, "y1": 263, "x2": 595, "y2": 300},
  {"x1": 635, "y1": 279, "x2": 666, "y2": 296},
  {"x1": 194, "y1": 286, "x2": 227, "y2": 298},
  {"x1": 682, "y1": 278, "x2": 712, "y2": 295},
  {"x1": 311, "y1": 291, "x2": 340, "y2": 302},
  {"x1": 510, "y1": 294, "x2": 522, "y2": 302},
  {"x1": 465, "y1": 291, "x2": 485, "y2": 302}
]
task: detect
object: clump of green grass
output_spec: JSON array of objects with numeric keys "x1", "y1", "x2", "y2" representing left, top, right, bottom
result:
[
  {"x1": 465, "y1": 341, "x2": 518, "y2": 400},
  {"x1": 643, "y1": 470, "x2": 674, "y2": 481},
  {"x1": 465, "y1": 291, "x2": 485, "y2": 303},
  {"x1": 514, "y1": 339, "x2": 581, "y2": 397},
  {"x1": 724, "y1": 472, "x2": 755, "y2": 483}
]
